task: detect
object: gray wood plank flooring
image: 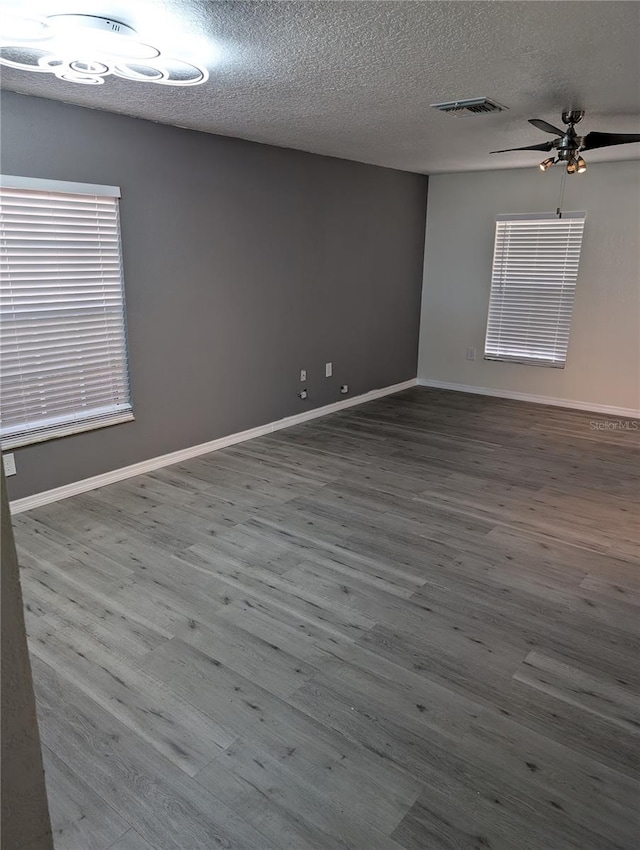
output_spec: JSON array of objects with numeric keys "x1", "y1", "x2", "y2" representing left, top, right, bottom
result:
[{"x1": 13, "y1": 387, "x2": 640, "y2": 850}]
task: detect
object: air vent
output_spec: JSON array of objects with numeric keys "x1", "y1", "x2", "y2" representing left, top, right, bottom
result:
[{"x1": 431, "y1": 97, "x2": 507, "y2": 117}]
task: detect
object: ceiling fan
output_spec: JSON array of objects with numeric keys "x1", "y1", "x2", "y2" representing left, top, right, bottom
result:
[{"x1": 491, "y1": 110, "x2": 640, "y2": 173}]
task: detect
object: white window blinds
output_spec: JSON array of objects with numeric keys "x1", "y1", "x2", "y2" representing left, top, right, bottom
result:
[
  {"x1": 484, "y1": 212, "x2": 586, "y2": 368},
  {"x1": 0, "y1": 176, "x2": 133, "y2": 449}
]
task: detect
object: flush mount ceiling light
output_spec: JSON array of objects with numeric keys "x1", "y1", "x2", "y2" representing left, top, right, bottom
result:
[{"x1": 0, "y1": 13, "x2": 209, "y2": 86}]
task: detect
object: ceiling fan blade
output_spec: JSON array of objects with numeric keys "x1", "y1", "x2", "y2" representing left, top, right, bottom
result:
[
  {"x1": 581, "y1": 131, "x2": 640, "y2": 151},
  {"x1": 490, "y1": 141, "x2": 554, "y2": 154},
  {"x1": 529, "y1": 118, "x2": 564, "y2": 135}
]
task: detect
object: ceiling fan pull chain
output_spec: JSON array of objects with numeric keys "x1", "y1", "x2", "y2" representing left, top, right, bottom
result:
[{"x1": 556, "y1": 169, "x2": 567, "y2": 218}]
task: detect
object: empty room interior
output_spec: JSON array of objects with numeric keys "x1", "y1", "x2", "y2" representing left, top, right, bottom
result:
[{"x1": 1, "y1": 2, "x2": 640, "y2": 849}]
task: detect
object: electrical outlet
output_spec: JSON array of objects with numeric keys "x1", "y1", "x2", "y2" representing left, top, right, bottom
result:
[
  {"x1": 3, "y1": 453, "x2": 16, "y2": 476},
  {"x1": 325, "y1": 362, "x2": 332, "y2": 378},
  {"x1": 466, "y1": 347, "x2": 476, "y2": 361},
  {"x1": 340, "y1": 384, "x2": 349, "y2": 394},
  {"x1": 300, "y1": 369, "x2": 307, "y2": 382},
  {"x1": 297, "y1": 389, "x2": 308, "y2": 400}
]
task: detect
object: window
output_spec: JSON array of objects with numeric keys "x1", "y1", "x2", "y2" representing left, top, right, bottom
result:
[
  {"x1": 0, "y1": 176, "x2": 132, "y2": 449},
  {"x1": 484, "y1": 212, "x2": 586, "y2": 368}
]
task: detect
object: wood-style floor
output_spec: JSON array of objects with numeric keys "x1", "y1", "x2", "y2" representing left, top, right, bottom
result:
[{"x1": 14, "y1": 387, "x2": 640, "y2": 850}]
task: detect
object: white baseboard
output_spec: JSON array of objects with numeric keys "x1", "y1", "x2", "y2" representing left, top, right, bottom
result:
[
  {"x1": 417, "y1": 378, "x2": 640, "y2": 418},
  {"x1": 10, "y1": 379, "x2": 417, "y2": 515}
]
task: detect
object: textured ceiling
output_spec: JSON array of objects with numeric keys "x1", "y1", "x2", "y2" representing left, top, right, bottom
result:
[{"x1": 1, "y1": 0, "x2": 639, "y2": 173}]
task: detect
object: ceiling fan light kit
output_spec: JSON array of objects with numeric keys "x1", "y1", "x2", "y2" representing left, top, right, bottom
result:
[
  {"x1": 491, "y1": 109, "x2": 640, "y2": 174},
  {"x1": 0, "y1": 13, "x2": 208, "y2": 86}
]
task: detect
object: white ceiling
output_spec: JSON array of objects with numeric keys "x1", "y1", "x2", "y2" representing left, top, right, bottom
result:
[{"x1": 1, "y1": 0, "x2": 639, "y2": 174}]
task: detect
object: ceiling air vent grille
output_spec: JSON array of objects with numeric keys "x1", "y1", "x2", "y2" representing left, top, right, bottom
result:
[{"x1": 431, "y1": 97, "x2": 507, "y2": 117}]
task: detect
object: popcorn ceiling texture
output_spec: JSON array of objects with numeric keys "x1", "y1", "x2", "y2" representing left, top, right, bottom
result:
[{"x1": 1, "y1": 0, "x2": 639, "y2": 173}]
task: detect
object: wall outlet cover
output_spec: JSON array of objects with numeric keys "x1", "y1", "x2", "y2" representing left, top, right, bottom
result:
[
  {"x1": 466, "y1": 347, "x2": 476, "y2": 361},
  {"x1": 3, "y1": 453, "x2": 16, "y2": 476},
  {"x1": 325, "y1": 362, "x2": 333, "y2": 378},
  {"x1": 300, "y1": 369, "x2": 307, "y2": 382}
]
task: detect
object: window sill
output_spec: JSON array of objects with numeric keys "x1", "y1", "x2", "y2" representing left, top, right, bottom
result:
[
  {"x1": 1, "y1": 411, "x2": 134, "y2": 451},
  {"x1": 484, "y1": 355, "x2": 566, "y2": 369}
]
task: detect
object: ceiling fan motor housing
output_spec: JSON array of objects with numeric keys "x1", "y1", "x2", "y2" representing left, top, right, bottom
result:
[{"x1": 556, "y1": 111, "x2": 585, "y2": 161}]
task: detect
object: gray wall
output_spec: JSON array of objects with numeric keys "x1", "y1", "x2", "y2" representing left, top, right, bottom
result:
[
  {"x1": 1, "y1": 467, "x2": 53, "y2": 850},
  {"x1": 1, "y1": 92, "x2": 427, "y2": 500},
  {"x1": 418, "y1": 162, "x2": 640, "y2": 412}
]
